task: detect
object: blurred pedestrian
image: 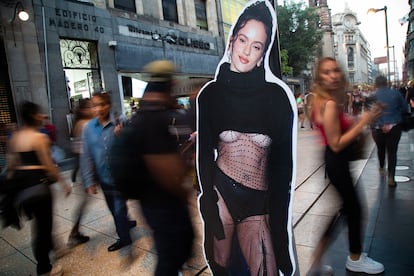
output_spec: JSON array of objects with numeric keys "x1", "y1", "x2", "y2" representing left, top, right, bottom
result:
[
  {"x1": 80, "y1": 92, "x2": 135, "y2": 252},
  {"x1": 67, "y1": 98, "x2": 93, "y2": 247},
  {"x1": 197, "y1": 1, "x2": 298, "y2": 275},
  {"x1": 308, "y1": 57, "x2": 383, "y2": 275},
  {"x1": 371, "y1": 75, "x2": 409, "y2": 187},
  {"x1": 111, "y1": 60, "x2": 194, "y2": 275},
  {"x1": 3, "y1": 101, "x2": 71, "y2": 275},
  {"x1": 296, "y1": 93, "x2": 305, "y2": 128},
  {"x1": 70, "y1": 98, "x2": 93, "y2": 184},
  {"x1": 351, "y1": 85, "x2": 363, "y2": 117},
  {"x1": 406, "y1": 80, "x2": 414, "y2": 113}
]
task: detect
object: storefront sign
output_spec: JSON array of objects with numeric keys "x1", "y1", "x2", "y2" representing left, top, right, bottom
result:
[
  {"x1": 49, "y1": 8, "x2": 105, "y2": 33},
  {"x1": 119, "y1": 25, "x2": 214, "y2": 51}
]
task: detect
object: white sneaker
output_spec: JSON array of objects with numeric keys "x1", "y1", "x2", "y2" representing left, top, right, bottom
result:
[{"x1": 346, "y1": 253, "x2": 384, "y2": 274}]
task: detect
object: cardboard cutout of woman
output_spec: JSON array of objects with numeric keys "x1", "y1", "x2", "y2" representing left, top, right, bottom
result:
[{"x1": 196, "y1": 0, "x2": 298, "y2": 275}]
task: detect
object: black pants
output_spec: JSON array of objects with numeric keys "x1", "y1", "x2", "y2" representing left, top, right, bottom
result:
[
  {"x1": 21, "y1": 190, "x2": 54, "y2": 274},
  {"x1": 325, "y1": 147, "x2": 362, "y2": 254},
  {"x1": 141, "y1": 199, "x2": 194, "y2": 276},
  {"x1": 371, "y1": 124, "x2": 402, "y2": 178}
]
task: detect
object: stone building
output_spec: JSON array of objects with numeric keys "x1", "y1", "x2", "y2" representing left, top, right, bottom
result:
[
  {"x1": 0, "y1": 0, "x2": 224, "y2": 161},
  {"x1": 331, "y1": 7, "x2": 372, "y2": 85},
  {"x1": 405, "y1": 0, "x2": 414, "y2": 81}
]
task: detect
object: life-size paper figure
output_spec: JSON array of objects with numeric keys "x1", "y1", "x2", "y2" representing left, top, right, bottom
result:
[{"x1": 196, "y1": 0, "x2": 298, "y2": 275}]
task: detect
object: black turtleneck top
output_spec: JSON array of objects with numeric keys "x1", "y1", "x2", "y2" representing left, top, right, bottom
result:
[{"x1": 197, "y1": 62, "x2": 295, "y2": 274}]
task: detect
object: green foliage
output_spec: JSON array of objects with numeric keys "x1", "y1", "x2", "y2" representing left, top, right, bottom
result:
[
  {"x1": 277, "y1": 1, "x2": 323, "y2": 76},
  {"x1": 281, "y1": 49, "x2": 293, "y2": 76}
]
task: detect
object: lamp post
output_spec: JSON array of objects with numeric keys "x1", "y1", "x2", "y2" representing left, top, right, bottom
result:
[
  {"x1": 367, "y1": 6, "x2": 391, "y2": 85},
  {"x1": 389, "y1": 45, "x2": 397, "y2": 83}
]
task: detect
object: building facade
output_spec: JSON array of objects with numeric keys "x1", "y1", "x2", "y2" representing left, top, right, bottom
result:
[
  {"x1": 332, "y1": 8, "x2": 372, "y2": 85},
  {"x1": 0, "y1": 0, "x2": 224, "y2": 160},
  {"x1": 405, "y1": 0, "x2": 414, "y2": 81}
]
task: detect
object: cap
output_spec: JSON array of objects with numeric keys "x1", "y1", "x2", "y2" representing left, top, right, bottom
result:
[{"x1": 143, "y1": 60, "x2": 176, "y2": 82}]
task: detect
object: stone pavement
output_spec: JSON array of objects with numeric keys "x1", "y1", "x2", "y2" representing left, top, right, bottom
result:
[{"x1": 1, "y1": 127, "x2": 413, "y2": 275}]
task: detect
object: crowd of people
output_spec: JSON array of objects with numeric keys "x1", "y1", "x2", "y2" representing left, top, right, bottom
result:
[{"x1": 1, "y1": 2, "x2": 413, "y2": 275}]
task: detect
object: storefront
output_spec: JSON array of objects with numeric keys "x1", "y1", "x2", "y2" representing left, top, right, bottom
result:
[{"x1": 0, "y1": 0, "x2": 222, "y2": 154}]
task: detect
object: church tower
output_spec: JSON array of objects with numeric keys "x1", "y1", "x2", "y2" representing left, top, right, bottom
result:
[{"x1": 309, "y1": 0, "x2": 334, "y2": 57}]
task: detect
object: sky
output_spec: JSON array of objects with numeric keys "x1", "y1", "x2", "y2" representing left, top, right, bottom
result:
[{"x1": 326, "y1": 0, "x2": 409, "y2": 80}]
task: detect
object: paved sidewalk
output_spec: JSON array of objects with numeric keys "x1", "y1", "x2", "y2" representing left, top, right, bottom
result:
[{"x1": 0, "y1": 128, "x2": 413, "y2": 275}]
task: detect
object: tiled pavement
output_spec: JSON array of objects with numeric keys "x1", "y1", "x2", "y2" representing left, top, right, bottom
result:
[{"x1": 1, "y1": 127, "x2": 413, "y2": 275}]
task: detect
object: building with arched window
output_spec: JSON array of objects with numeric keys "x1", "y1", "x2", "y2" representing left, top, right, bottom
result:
[
  {"x1": 331, "y1": 7, "x2": 372, "y2": 85},
  {"x1": 0, "y1": 0, "x2": 224, "y2": 160}
]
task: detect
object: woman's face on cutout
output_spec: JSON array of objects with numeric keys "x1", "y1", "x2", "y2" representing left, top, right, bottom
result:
[
  {"x1": 318, "y1": 59, "x2": 344, "y2": 92},
  {"x1": 229, "y1": 19, "x2": 267, "y2": 73}
]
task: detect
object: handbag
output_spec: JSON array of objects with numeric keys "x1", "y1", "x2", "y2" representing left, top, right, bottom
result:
[{"x1": 401, "y1": 113, "x2": 414, "y2": 132}]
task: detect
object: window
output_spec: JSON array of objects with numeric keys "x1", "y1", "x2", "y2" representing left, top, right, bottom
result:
[
  {"x1": 162, "y1": 0, "x2": 178, "y2": 23},
  {"x1": 348, "y1": 73, "x2": 354, "y2": 84},
  {"x1": 347, "y1": 47, "x2": 354, "y2": 69},
  {"x1": 195, "y1": 0, "x2": 208, "y2": 30},
  {"x1": 60, "y1": 38, "x2": 102, "y2": 100},
  {"x1": 114, "y1": 0, "x2": 136, "y2": 13}
]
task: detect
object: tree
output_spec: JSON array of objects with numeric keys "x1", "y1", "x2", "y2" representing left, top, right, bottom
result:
[{"x1": 277, "y1": 1, "x2": 322, "y2": 76}]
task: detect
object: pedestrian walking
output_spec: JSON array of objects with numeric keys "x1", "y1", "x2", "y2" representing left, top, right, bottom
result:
[
  {"x1": 80, "y1": 92, "x2": 135, "y2": 252},
  {"x1": 371, "y1": 75, "x2": 409, "y2": 187},
  {"x1": 2, "y1": 101, "x2": 71, "y2": 275},
  {"x1": 308, "y1": 57, "x2": 384, "y2": 275},
  {"x1": 110, "y1": 60, "x2": 195, "y2": 275}
]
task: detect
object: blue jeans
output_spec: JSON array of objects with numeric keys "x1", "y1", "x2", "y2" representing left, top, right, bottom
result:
[
  {"x1": 102, "y1": 186, "x2": 132, "y2": 243},
  {"x1": 141, "y1": 199, "x2": 194, "y2": 276}
]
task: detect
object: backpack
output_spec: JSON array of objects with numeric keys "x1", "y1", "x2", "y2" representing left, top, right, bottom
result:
[{"x1": 110, "y1": 120, "x2": 149, "y2": 199}]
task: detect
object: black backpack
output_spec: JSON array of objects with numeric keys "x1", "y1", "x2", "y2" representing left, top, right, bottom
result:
[{"x1": 110, "y1": 118, "x2": 150, "y2": 199}]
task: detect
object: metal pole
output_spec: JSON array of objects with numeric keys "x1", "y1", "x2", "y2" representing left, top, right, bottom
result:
[
  {"x1": 41, "y1": 0, "x2": 52, "y2": 120},
  {"x1": 392, "y1": 46, "x2": 397, "y2": 83},
  {"x1": 384, "y1": 6, "x2": 391, "y2": 86}
]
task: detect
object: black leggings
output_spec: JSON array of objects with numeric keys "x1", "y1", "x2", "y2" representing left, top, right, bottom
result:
[{"x1": 325, "y1": 147, "x2": 362, "y2": 254}]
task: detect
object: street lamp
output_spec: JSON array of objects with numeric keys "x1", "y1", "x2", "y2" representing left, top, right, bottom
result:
[
  {"x1": 367, "y1": 6, "x2": 391, "y2": 85},
  {"x1": 8, "y1": 1, "x2": 30, "y2": 23},
  {"x1": 152, "y1": 31, "x2": 177, "y2": 58}
]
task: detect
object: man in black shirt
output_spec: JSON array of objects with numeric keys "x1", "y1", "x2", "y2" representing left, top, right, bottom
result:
[{"x1": 111, "y1": 60, "x2": 194, "y2": 275}]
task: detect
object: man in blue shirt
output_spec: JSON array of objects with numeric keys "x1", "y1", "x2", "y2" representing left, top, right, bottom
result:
[
  {"x1": 371, "y1": 76, "x2": 409, "y2": 187},
  {"x1": 81, "y1": 92, "x2": 134, "y2": 251}
]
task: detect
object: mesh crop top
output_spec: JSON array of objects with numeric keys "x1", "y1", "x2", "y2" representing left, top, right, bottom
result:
[{"x1": 219, "y1": 130, "x2": 272, "y2": 148}]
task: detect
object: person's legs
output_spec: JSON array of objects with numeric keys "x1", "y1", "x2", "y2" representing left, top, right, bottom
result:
[
  {"x1": 67, "y1": 190, "x2": 89, "y2": 246},
  {"x1": 371, "y1": 129, "x2": 386, "y2": 169},
  {"x1": 71, "y1": 153, "x2": 79, "y2": 183},
  {"x1": 102, "y1": 189, "x2": 132, "y2": 244},
  {"x1": 237, "y1": 215, "x2": 277, "y2": 276},
  {"x1": 325, "y1": 149, "x2": 362, "y2": 254},
  {"x1": 213, "y1": 189, "x2": 235, "y2": 268},
  {"x1": 385, "y1": 125, "x2": 402, "y2": 180},
  {"x1": 141, "y1": 201, "x2": 194, "y2": 276},
  {"x1": 28, "y1": 193, "x2": 54, "y2": 275}
]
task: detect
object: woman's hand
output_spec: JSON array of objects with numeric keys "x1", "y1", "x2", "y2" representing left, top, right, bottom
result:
[{"x1": 360, "y1": 103, "x2": 383, "y2": 125}]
